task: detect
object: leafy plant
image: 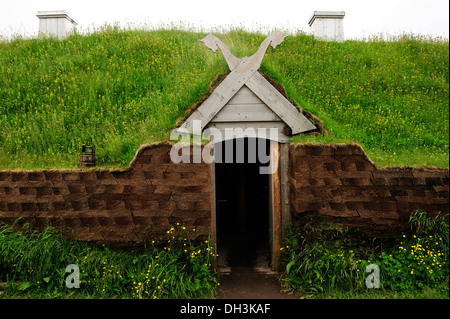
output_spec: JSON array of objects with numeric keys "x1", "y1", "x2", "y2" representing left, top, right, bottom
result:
[
  {"x1": 280, "y1": 211, "x2": 449, "y2": 298},
  {"x1": 0, "y1": 221, "x2": 218, "y2": 298},
  {"x1": 409, "y1": 210, "x2": 448, "y2": 256},
  {"x1": 374, "y1": 235, "x2": 448, "y2": 293}
]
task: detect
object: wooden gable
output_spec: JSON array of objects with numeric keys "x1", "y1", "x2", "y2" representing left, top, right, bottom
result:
[
  {"x1": 179, "y1": 73, "x2": 316, "y2": 143},
  {"x1": 204, "y1": 84, "x2": 289, "y2": 142},
  {"x1": 177, "y1": 32, "x2": 316, "y2": 143},
  {"x1": 210, "y1": 85, "x2": 281, "y2": 123}
]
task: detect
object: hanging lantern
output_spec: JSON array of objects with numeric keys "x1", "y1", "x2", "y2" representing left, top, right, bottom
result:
[{"x1": 80, "y1": 144, "x2": 95, "y2": 167}]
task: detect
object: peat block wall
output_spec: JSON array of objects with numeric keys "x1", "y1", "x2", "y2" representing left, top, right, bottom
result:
[
  {"x1": 0, "y1": 143, "x2": 211, "y2": 244},
  {"x1": 289, "y1": 144, "x2": 449, "y2": 235},
  {"x1": 0, "y1": 142, "x2": 448, "y2": 243}
]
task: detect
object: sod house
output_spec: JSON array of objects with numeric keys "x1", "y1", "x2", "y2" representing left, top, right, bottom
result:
[{"x1": 0, "y1": 31, "x2": 448, "y2": 271}]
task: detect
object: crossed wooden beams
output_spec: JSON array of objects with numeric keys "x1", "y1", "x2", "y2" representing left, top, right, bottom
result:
[
  {"x1": 178, "y1": 31, "x2": 316, "y2": 136},
  {"x1": 201, "y1": 30, "x2": 286, "y2": 73}
]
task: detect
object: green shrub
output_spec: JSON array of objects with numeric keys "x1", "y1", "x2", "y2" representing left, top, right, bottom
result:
[
  {"x1": 0, "y1": 221, "x2": 218, "y2": 298},
  {"x1": 372, "y1": 234, "x2": 448, "y2": 293},
  {"x1": 281, "y1": 222, "x2": 369, "y2": 294},
  {"x1": 372, "y1": 211, "x2": 449, "y2": 293},
  {"x1": 281, "y1": 211, "x2": 449, "y2": 297}
]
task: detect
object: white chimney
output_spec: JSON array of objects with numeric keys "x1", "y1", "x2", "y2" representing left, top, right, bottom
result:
[
  {"x1": 308, "y1": 11, "x2": 345, "y2": 42},
  {"x1": 36, "y1": 10, "x2": 77, "y2": 39}
]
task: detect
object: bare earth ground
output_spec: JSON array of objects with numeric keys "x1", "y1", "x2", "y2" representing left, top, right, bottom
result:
[
  {"x1": 217, "y1": 266, "x2": 298, "y2": 299},
  {"x1": 216, "y1": 241, "x2": 298, "y2": 299}
]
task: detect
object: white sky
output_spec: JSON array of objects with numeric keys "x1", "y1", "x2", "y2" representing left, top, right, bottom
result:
[{"x1": 0, "y1": 0, "x2": 448, "y2": 40}]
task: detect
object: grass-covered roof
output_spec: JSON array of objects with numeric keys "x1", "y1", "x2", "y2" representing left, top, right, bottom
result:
[{"x1": 0, "y1": 26, "x2": 448, "y2": 169}]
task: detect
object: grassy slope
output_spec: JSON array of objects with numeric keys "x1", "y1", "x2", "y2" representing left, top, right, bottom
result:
[{"x1": 0, "y1": 27, "x2": 448, "y2": 169}]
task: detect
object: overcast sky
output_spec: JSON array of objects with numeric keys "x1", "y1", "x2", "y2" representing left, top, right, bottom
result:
[{"x1": 0, "y1": 0, "x2": 448, "y2": 40}]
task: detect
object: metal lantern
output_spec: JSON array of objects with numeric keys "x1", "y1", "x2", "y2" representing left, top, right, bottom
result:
[{"x1": 80, "y1": 144, "x2": 95, "y2": 167}]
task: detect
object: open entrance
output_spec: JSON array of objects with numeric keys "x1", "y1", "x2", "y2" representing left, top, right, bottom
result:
[{"x1": 215, "y1": 138, "x2": 271, "y2": 270}]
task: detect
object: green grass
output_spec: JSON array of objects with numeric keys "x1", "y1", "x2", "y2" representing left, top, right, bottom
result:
[
  {"x1": 308, "y1": 287, "x2": 447, "y2": 299},
  {"x1": 0, "y1": 221, "x2": 218, "y2": 299},
  {"x1": 0, "y1": 26, "x2": 448, "y2": 169},
  {"x1": 280, "y1": 211, "x2": 449, "y2": 299}
]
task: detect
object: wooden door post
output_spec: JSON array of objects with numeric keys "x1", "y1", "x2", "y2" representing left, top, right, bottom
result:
[{"x1": 270, "y1": 141, "x2": 282, "y2": 271}]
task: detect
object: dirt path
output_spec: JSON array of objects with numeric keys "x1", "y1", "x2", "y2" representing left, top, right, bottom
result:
[
  {"x1": 215, "y1": 234, "x2": 298, "y2": 299},
  {"x1": 217, "y1": 267, "x2": 298, "y2": 299}
]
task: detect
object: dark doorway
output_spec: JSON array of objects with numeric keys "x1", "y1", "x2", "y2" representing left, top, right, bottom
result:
[{"x1": 215, "y1": 138, "x2": 271, "y2": 269}]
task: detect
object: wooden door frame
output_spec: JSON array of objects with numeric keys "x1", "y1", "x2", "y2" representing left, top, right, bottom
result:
[{"x1": 209, "y1": 139, "x2": 288, "y2": 272}]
